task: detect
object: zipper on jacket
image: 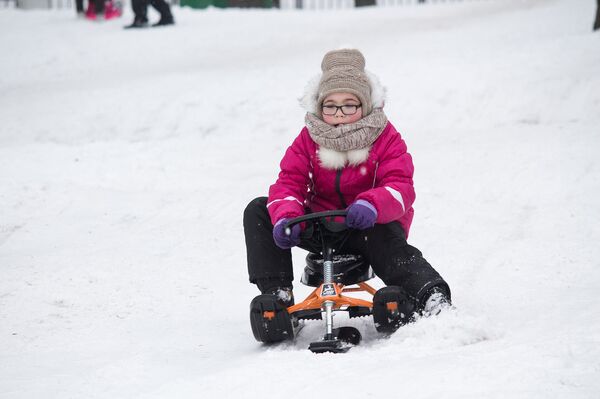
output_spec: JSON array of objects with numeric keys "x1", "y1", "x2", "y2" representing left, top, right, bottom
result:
[{"x1": 335, "y1": 169, "x2": 347, "y2": 209}]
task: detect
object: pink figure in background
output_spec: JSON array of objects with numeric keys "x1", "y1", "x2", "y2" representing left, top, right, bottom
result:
[
  {"x1": 104, "y1": 1, "x2": 123, "y2": 20},
  {"x1": 85, "y1": 0, "x2": 122, "y2": 21}
]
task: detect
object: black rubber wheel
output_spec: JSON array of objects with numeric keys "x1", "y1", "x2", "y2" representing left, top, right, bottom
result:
[
  {"x1": 372, "y1": 286, "x2": 416, "y2": 333},
  {"x1": 250, "y1": 294, "x2": 294, "y2": 343}
]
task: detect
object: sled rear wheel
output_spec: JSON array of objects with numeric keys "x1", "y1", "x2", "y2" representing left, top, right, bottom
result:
[
  {"x1": 250, "y1": 294, "x2": 294, "y2": 343},
  {"x1": 372, "y1": 286, "x2": 416, "y2": 333}
]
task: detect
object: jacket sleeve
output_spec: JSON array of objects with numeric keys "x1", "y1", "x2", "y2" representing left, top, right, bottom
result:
[
  {"x1": 267, "y1": 132, "x2": 311, "y2": 225},
  {"x1": 355, "y1": 131, "x2": 416, "y2": 224}
]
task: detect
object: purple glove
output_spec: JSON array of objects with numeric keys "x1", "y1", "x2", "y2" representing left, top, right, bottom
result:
[
  {"x1": 272, "y1": 218, "x2": 301, "y2": 249},
  {"x1": 346, "y1": 200, "x2": 378, "y2": 230}
]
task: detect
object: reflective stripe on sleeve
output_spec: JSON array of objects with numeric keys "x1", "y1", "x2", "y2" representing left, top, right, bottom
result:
[
  {"x1": 267, "y1": 196, "x2": 303, "y2": 208},
  {"x1": 384, "y1": 186, "x2": 405, "y2": 212}
]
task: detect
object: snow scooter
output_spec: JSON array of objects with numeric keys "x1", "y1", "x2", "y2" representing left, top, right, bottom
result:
[{"x1": 250, "y1": 210, "x2": 415, "y2": 353}]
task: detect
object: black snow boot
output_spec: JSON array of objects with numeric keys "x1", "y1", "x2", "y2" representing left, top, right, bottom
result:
[
  {"x1": 265, "y1": 286, "x2": 294, "y2": 307},
  {"x1": 124, "y1": 19, "x2": 148, "y2": 29},
  {"x1": 152, "y1": 17, "x2": 174, "y2": 27},
  {"x1": 150, "y1": 0, "x2": 174, "y2": 27},
  {"x1": 255, "y1": 278, "x2": 294, "y2": 307},
  {"x1": 420, "y1": 286, "x2": 452, "y2": 317}
]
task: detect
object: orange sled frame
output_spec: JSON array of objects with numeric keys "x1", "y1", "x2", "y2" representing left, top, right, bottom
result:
[{"x1": 287, "y1": 281, "x2": 376, "y2": 316}]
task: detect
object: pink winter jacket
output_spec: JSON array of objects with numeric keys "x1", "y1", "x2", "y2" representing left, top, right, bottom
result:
[{"x1": 267, "y1": 122, "x2": 416, "y2": 237}]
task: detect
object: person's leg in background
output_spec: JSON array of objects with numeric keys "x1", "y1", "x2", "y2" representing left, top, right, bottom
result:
[
  {"x1": 124, "y1": 0, "x2": 149, "y2": 28},
  {"x1": 150, "y1": 0, "x2": 175, "y2": 26}
]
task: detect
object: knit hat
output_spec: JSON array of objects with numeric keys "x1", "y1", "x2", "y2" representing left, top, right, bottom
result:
[{"x1": 316, "y1": 49, "x2": 373, "y2": 118}]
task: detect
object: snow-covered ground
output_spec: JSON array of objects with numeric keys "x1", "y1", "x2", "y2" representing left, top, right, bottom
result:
[{"x1": 1, "y1": 0, "x2": 600, "y2": 397}]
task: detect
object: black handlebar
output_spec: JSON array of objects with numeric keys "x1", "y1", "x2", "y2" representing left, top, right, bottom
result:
[{"x1": 284, "y1": 210, "x2": 348, "y2": 231}]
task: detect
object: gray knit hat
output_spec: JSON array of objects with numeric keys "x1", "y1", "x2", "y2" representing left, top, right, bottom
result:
[{"x1": 316, "y1": 49, "x2": 373, "y2": 118}]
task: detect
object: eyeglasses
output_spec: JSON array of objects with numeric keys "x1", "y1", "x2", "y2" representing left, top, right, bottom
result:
[{"x1": 321, "y1": 104, "x2": 362, "y2": 116}]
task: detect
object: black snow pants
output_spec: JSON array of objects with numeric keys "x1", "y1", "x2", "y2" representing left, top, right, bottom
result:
[{"x1": 244, "y1": 197, "x2": 450, "y2": 307}]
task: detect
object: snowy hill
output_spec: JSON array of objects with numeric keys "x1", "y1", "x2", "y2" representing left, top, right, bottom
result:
[{"x1": 1, "y1": 0, "x2": 600, "y2": 397}]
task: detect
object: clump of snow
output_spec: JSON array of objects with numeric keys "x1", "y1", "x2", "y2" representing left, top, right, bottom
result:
[{"x1": 385, "y1": 308, "x2": 501, "y2": 350}]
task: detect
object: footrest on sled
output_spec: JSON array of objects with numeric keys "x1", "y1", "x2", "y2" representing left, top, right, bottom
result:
[
  {"x1": 292, "y1": 309, "x2": 322, "y2": 321},
  {"x1": 250, "y1": 294, "x2": 294, "y2": 343},
  {"x1": 348, "y1": 306, "x2": 372, "y2": 318},
  {"x1": 309, "y1": 327, "x2": 362, "y2": 354}
]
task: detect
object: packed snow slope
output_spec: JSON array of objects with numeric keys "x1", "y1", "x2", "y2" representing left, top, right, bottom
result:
[{"x1": 1, "y1": 0, "x2": 599, "y2": 397}]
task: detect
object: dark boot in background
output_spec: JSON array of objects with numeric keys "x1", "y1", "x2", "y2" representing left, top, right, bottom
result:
[
  {"x1": 151, "y1": 0, "x2": 175, "y2": 27},
  {"x1": 124, "y1": 0, "x2": 149, "y2": 28}
]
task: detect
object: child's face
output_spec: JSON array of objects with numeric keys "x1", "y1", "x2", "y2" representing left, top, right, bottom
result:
[{"x1": 321, "y1": 92, "x2": 363, "y2": 126}]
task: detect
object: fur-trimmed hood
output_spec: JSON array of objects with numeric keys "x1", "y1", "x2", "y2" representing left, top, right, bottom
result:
[
  {"x1": 299, "y1": 68, "x2": 387, "y2": 170},
  {"x1": 299, "y1": 70, "x2": 387, "y2": 115}
]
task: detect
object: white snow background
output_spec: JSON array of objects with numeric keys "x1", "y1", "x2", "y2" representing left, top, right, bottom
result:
[{"x1": 1, "y1": 0, "x2": 600, "y2": 397}]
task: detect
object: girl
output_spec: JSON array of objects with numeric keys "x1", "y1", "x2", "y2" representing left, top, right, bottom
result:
[{"x1": 244, "y1": 49, "x2": 451, "y2": 336}]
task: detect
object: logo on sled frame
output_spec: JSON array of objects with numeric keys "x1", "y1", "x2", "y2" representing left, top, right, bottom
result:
[{"x1": 321, "y1": 283, "x2": 336, "y2": 297}]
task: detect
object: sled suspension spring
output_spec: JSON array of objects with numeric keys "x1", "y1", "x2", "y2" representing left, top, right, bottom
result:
[
  {"x1": 323, "y1": 247, "x2": 334, "y2": 284},
  {"x1": 323, "y1": 247, "x2": 334, "y2": 337},
  {"x1": 324, "y1": 260, "x2": 333, "y2": 284}
]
